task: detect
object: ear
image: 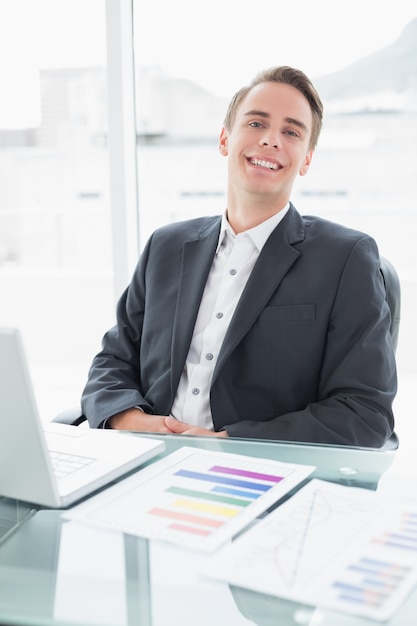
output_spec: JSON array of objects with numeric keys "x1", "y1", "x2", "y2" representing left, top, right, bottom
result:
[
  {"x1": 299, "y1": 149, "x2": 313, "y2": 176},
  {"x1": 219, "y1": 127, "x2": 229, "y2": 157}
]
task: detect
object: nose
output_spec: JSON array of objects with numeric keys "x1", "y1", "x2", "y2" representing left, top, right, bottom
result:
[{"x1": 259, "y1": 130, "x2": 282, "y2": 150}]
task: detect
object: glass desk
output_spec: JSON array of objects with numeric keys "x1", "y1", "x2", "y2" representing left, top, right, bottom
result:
[{"x1": 0, "y1": 434, "x2": 415, "y2": 626}]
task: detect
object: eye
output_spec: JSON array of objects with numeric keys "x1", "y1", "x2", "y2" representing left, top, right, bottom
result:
[
  {"x1": 248, "y1": 121, "x2": 264, "y2": 128},
  {"x1": 284, "y1": 129, "x2": 299, "y2": 138}
]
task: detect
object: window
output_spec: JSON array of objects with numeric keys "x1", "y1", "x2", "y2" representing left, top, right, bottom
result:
[{"x1": 0, "y1": 0, "x2": 113, "y2": 419}]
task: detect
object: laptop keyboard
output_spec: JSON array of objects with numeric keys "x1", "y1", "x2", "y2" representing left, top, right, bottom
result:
[{"x1": 49, "y1": 450, "x2": 95, "y2": 479}]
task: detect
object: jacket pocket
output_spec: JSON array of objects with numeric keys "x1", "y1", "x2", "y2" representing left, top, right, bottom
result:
[{"x1": 260, "y1": 303, "x2": 316, "y2": 322}]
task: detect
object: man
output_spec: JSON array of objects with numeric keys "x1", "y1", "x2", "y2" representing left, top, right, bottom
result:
[{"x1": 81, "y1": 66, "x2": 396, "y2": 447}]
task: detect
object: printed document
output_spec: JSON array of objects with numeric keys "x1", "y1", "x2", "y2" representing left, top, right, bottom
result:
[
  {"x1": 63, "y1": 446, "x2": 314, "y2": 551},
  {"x1": 202, "y1": 478, "x2": 417, "y2": 621}
]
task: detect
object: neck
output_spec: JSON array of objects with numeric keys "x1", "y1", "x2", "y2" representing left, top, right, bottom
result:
[{"x1": 226, "y1": 196, "x2": 289, "y2": 234}]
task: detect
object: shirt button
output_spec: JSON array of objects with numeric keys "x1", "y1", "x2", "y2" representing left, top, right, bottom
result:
[
  {"x1": 216, "y1": 312, "x2": 223, "y2": 319},
  {"x1": 230, "y1": 268, "x2": 237, "y2": 275},
  {"x1": 192, "y1": 388, "x2": 200, "y2": 395},
  {"x1": 206, "y1": 353, "x2": 214, "y2": 361}
]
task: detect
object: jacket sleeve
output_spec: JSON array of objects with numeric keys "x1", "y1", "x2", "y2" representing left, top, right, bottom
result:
[{"x1": 81, "y1": 242, "x2": 151, "y2": 428}]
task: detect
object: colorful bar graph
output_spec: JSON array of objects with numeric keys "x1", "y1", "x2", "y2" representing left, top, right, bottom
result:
[
  {"x1": 65, "y1": 447, "x2": 315, "y2": 553},
  {"x1": 166, "y1": 485, "x2": 251, "y2": 507},
  {"x1": 145, "y1": 458, "x2": 290, "y2": 540},
  {"x1": 212, "y1": 485, "x2": 260, "y2": 500},
  {"x1": 200, "y1": 479, "x2": 417, "y2": 621},
  {"x1": 174, "y1": 469, "x2": 273, "y2": 492},
  {"x1": 332, "y1": 556, "x2": 412, "y2": 609},
  {"x1": 373, "y1": 535, "x2": 417, "y2": 551},
  {"x1": 148, "y1": 506, "x2": 224, "y2": 528},
  {"x1": 169, "y1": 523, "x2": 212, "y2": 536},
  {"x1": 209, "y1": 465, "x2": 284, "y2": 483},
  {"x1": 172, "y1": 497, "x2": 239, "y2": 517}
]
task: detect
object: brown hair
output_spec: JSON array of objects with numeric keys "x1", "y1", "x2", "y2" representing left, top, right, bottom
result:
[{"x1": 223, "y1": 66, "x2": 323, "y2": 150}]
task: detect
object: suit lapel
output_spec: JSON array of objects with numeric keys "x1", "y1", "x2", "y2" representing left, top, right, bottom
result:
[
  {"x1": 170, "y1": 219, "x2": 221, "y2": 390},
  {"x1": 213, "y1": 207, "x2": 305, "y2": 380}
]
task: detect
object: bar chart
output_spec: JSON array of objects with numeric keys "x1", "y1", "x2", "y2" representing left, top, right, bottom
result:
[
  {"x1": 147, "y1": 463, "x2": 285, "y2": 538},
  {"x1": 203, "y1": 479, "x2": 417, "y2": 621},
  {"x1": 65, "y1": 447, "x2": 314, "y2": 550}
]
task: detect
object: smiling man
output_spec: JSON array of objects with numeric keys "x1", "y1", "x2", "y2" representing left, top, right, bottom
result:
[
  {"x1": 219, "y1": 79, "x2": 314, "y2": 232},
  {"x1": 81, "y1": 66, "x2": 397, "y2": 447}
]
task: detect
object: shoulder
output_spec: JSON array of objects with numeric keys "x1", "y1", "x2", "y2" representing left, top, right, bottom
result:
[
  {"x1": 298, "y1": 213, "x2": 379, "y2": 258},
  {"x1": 285, "y1": 204, "x2": 375, "y2": 249},
  {"x1": 301, "y1": 214, "x2": 369, "y2": 241},
  {"x1": 150, "y1": 215, "x2": 221, "y2": 243},
  {"x1": 284, "y1": 207, "x2": 380, "y2": 269}
]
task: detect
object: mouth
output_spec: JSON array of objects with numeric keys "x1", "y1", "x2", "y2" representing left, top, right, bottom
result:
[{"x1": 248, "y1": 157, "x2": 281, "y2": 171}]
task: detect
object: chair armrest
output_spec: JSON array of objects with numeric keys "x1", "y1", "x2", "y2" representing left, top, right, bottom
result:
[
  {"x1": 381, "y1": 431, "x2": 399, "y2": 451},
  {"x1": 52, "y1": 406, "x2": 87, "y2": 426}
]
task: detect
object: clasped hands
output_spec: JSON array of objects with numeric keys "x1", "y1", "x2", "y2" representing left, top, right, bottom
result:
[{"x1": 108, "y1": 407, "x2": 228, "y2": 437}]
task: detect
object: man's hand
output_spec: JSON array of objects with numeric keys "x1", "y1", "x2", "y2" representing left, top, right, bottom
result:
[
  {"x1": 164, "y1": 415, "x2": 228, "y2": 437},
  {"x1": 108, "y1": 408, "x2": 175, "y2": 433},
  {"x1": 108, "y1": 409, "x2": 228, "y2": 437}
]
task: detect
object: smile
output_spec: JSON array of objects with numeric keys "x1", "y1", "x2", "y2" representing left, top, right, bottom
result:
[{"x1": 249, "y1": 158, "x2": 279, "y2": 171}]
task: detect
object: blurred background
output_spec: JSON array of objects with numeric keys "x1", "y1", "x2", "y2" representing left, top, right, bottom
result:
[{"x1": 0, "y1": 0, "x2": 415, "y2": 448}]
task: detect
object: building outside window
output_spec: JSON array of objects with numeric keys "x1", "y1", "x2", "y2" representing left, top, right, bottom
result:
[{"x1": 0, "y1": 1, "x2": 113, "y2": 418}]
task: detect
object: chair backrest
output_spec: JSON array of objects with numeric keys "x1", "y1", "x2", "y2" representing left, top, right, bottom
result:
[
  {"x1": 379, "y1": 257, "x2": 401, "y2": 451},
  {"x1": 380, "y1": 256, "x2": 401, "y2": 352}
]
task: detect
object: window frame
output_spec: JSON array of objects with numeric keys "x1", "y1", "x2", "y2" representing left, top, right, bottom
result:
[{"x1": 106, "y1": 0, "x2": 140, "y2": 301}]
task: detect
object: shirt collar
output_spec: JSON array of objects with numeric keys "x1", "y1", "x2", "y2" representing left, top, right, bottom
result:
[{"x1": 216, "y1": 203, "x2": 290, "y2": 254}]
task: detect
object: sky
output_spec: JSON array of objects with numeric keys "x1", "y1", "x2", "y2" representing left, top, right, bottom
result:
[
  {"x1": 132, "y1": 0, "x2": 417, "y2": 97},
  {"x1": 0, "y1": 0, "x2": 416, "y2": 127}
]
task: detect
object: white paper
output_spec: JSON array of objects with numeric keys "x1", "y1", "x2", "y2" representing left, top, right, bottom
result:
[
  {"x1": 202, "y1": 479, "x2": 417, "y2": 621},
  {"x1": 62, "y1": 446, "x2": 315, "y2": 551}
]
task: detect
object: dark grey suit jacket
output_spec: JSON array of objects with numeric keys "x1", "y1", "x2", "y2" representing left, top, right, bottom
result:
[{"x1": 81, "y1": 204, "x2": 396, "y2": 447}]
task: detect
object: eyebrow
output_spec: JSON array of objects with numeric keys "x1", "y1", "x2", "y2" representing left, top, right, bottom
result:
[{"x1": 244, "y1": 110, "x2": 308, "y2": 133}]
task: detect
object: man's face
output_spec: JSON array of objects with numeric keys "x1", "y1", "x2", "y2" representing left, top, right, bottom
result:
[{"x1": 219, "y1": 81, "x2": 314, "y2": 206}]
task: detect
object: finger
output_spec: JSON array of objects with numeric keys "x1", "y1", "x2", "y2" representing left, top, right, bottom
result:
[{"x1": 165, "y1": 415, "x2": 186, "y2": 432}]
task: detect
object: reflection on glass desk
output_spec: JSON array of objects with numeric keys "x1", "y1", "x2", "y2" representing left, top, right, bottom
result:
[
  {"x1": 0, "y1": 499, "x2": 35, "y2": 546},
  {"x1": 0, "y1": 434, "x2": 416, "y2": 626}
]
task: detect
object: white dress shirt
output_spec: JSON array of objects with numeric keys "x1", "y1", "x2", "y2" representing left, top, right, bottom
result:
[{"x1": 170, "y1": 205, "x2": 290, "y2": 428}]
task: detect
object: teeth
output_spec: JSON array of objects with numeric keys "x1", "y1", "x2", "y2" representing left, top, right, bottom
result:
[{"x1": 251, "y1": 158, "x2": 278, "y2": 170}]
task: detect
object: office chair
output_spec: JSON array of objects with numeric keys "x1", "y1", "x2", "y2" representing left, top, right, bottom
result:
[
  {"x1": 52, "y1": 256, "x2": 401, "y2": 448},
  {"x1": 379, "y1": 256, "x2": 400, "y2": 353}
]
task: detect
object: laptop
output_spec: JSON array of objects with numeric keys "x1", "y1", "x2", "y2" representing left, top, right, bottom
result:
[{"x1": 0, "y1": 327, "x2": 165, "y2": 508}]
